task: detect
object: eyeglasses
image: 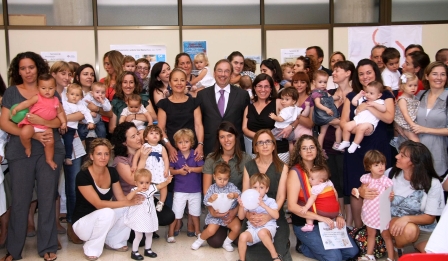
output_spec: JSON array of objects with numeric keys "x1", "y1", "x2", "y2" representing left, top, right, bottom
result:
[
  {"x1": 137, "y1": 66, "x2": 149, "y2": 71},
  {"x1": 301, "y1": 146, "x2": 316, "y2": 151},
  {"x1": 255, "y1": 85, "x2": 271, "y2": 89},
  {"x1": 256, "y1": 140, "x2": 274, "y2": 146}
]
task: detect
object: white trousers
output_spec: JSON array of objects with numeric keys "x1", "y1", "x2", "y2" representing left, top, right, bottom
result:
[{"x1": 73, "y1": 207, "x2": 130, "y2": 257}]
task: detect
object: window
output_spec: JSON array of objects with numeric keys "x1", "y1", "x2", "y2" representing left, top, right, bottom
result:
[
  {"x1": 7, "y1": 0, "x2": 93, "y2": 26},
  {"x1": 182, "y1": 0, "x2": 260, "y2": 26},
  {"x1": 97, "y1": 0, "x2": 178, "y2": 26},
  {"x1": 265, "y1": 0, "x2": 329, "y2": 25},
  {"x1": 392, "y1": 0, "x2": 448, "y2": 22},
  {"x1": 334, "y1": 0, "x2": 380, "y2": 23}
]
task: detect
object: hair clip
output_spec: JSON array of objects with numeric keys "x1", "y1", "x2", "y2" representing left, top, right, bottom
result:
[{"x1": 400, "y1": 74, "x2": 407, "y2": 84}]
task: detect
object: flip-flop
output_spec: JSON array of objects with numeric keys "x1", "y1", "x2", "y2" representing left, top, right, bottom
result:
[{"x1": 43, "y1": 252, "x2": 57, "y2": 261}]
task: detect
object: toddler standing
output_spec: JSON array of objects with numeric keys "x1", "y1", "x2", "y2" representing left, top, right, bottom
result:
[
  {"x1": 124, "y1": 169, "x2": 172, "y2": 260},
  {"x1": 237, "y1": 173, "x2": 281, "y2": 261},
  {"x1": 352, "y1": 150, "x2": 394, "y2": 261},
  {"x1": 167, "y1": 129, "x2": 204, "y2": 242},
  {"x1": 12, "y1": 74, "x2": 67, "y2": 169},
  {"x1": 132, "y1": 125, "x2": 169, "y2": 212},
  {"x1": 191, "y1": 162, "x2": 241, "y2": 252}
]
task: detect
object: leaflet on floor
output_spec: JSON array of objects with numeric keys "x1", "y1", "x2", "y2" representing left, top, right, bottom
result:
[{"x1": 318, "y1": 222, "x2": 353, "y2": 250}]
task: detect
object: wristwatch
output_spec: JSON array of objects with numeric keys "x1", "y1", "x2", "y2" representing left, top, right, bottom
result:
[
  {"x1": 290, "y1": 124, "x2": 295, "y2": 130},
  {"x1": 198, "y1": 142, "x2": 204, "y2": 146},
  {"x1": 337, "y1": 213, "x2": 344, "y2": 217}
]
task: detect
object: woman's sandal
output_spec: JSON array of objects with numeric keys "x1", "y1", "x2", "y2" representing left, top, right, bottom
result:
[
  {"x1": 0, "y1": 253, "x2": 13, "y2": 261},
  {"x1": 84, "y1": 254, "x2": 98, "y2": 261},
  {"x1": 43, "y1": 252, "x2": 57, "y2": 261},
  {"x1": 104, "y1": 244, "x2": 128, "y2": 252},
  {"x1": 173, "y1": 220, "x2": 183, "y2": 237}
]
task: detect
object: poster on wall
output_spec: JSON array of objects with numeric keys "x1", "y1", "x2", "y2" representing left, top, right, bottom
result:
[
  {"x1": 348, "y1": 25, "x2": 422, "y2": 66},
  {"x1": 281, "y1": 48, "x2": 306, "y2": 64},
  {"x1": 110, "y1": 45, "x2": 166, "y2": 66},
  {"x1": 41, "y1": 52, "x2": 77, "y2": 63},
  {"x1": 183, "y1": 41, "x2": 207, "y2": 74}
]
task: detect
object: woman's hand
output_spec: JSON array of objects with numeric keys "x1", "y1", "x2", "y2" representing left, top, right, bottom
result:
[
  {"x1": 390, "y1": 216, "x2": 410, "y2": 237},
  {"x1": 410, "y1": 124, "x2": 427, "y2": 134},
  {"x1": 320, "y1": 216, "x2": 335, "y2": 229},
  {"x1": 85, "y1": 100, "x2": 100, "y2": 113},
  {"x1": 208, "y1": 207, "x2": 228, "y2": 218},
  {"x1": 246, "y1": 212, "x2": 270, "y2": 227},
  {"x1": 356, "y1": 103, "x2": 368, "y2": 114},
  {"x1": 194, "y1": 145, "x2": 204, "y2": 161},
  {"x1": 335, "y1": 216, "x2": 345, "y2": 229},
  {"x1": 358, "y1": 183, "x2": 379, "y2": 200},
  {"x1": 167, "y1": 145, "x2": 178, "y2": 163},
  {"x1": 221, "y1": 207, "x2": 238, "y2": 225},
  {"x1": 139, "y1": 145, "x2": 151, "y2": 162},
  {"x1": 26, "y1": 113, "x2": 47, "y2": 126},
  {"x1": 130, "y1": 194, "x2": 144, "y2": 206},
  {"x1": 278, "y1": 124, "x2": 293, "y2": 139},
  {"x1": 32, "y1": 129, "x2": 53, "y2": 146}
]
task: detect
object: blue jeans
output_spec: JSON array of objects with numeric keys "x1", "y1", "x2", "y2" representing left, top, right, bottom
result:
[
  {"x1": 63, "y1": 157, "x2": 82, "y2": 223},
  {"x1": 61, "y1": 127, "x2": 77, "y2": 159},
  {"x1": 293, "y1": 225, "x2": 358, "y2": 261},
  {"x1": 78, "y1": 121, "x2": 107, "y2": 140}
]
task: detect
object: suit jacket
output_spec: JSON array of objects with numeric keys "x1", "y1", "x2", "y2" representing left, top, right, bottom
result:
[
  {"x1": 196, "y1": 85, "x2": 250, "y2": 155},
  {"x1": 321, "y1": 66, "x2": 333, "y2": 76}
]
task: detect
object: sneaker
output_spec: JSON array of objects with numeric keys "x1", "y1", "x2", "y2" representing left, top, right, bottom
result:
[
  {"x1": 191, "y1": 237, "x2": 204, "y2": 250},
  {"x1": 301, "y1": 224, "x2": 314, "y2": 232},
  {"x1": 222, "y1": 241, "x2": 234, "y2": 252},
  {"x1": 156, "y1": 201, "x2": 164, "y2": 212}
]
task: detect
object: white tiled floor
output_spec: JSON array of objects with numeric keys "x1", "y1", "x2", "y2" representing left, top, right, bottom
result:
[{"x1": 0, "y1": 217, "x2": 313, "y2": 261}]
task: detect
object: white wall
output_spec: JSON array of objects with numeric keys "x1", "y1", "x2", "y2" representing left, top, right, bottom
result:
[{"x1": 0, "y1": 30, "x2": 7, "y2": 81}]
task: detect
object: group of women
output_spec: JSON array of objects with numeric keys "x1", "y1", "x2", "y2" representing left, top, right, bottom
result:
[{"x1": 0, "y1": 46, "x2": 447, "y2": 261}]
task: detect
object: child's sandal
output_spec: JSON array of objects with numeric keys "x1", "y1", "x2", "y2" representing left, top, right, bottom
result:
[{"x1": 358, "y1": 255, "x2": 375, "y2": 261}]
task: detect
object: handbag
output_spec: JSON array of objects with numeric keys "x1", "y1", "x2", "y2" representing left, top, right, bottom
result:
[{"x1": 348, "y1": 226, "x2": 386, "y2": 259}]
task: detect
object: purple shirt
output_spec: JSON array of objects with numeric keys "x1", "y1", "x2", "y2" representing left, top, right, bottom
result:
[{"x1": 169, "y1": 149, "x2": 204, "y2": 193}]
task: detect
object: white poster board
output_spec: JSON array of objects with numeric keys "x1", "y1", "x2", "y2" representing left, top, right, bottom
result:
[
  {"x1": 281, "y1": 48, "x2": 306, "y2": 64},
  {"x1": 41, "y1": 52, "x2": 77, "y2": 62},
  {"x1": 110, "y1": 44, "x2": 166, "y2": 66},
  {"x1": 318, "y1": 222, "x2": 353, "y2": 250},
  {"x1": 348, "y1": 25, "x2": 422, "y2": 66},
  {"x1": 379, "y1": 187, "x2": 392, "y2": 232}
]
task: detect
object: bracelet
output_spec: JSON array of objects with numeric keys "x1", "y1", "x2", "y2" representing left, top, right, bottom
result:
[
  {"x1": 290, "y1": 124, "x2": 295, "y2": 130},
  {"x1": 198, "y1": 142, "x2": 204, "y2": 146},
  {"x1": 134, "y1": 114, "x2": 137, "y2": 120}
]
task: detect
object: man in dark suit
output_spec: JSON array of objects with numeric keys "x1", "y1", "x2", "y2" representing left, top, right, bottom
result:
[
  {"x1": 196, "y1": 59, "x2": 251, "y2": 156},
  {"x1": 306, "y1": 46, "x2": 333, "y2": 76}
]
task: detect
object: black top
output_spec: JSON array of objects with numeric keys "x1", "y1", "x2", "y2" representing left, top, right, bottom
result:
[
  {"x1": 157, "y1": 96, "x2": 198, "y2": 145},
  {"x1": 72, "y1": 167, "x2": 119, "y2": 224},
  {"x1": 246, "y1": 99, "x2": 289, "y2": 153}
]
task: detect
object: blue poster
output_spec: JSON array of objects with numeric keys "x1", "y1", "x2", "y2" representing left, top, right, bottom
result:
[{"x1": 183, "y1": 41, "x2": 207, "y2": 62}]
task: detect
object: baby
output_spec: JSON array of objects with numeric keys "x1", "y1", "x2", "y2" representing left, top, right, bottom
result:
[
  {"x1": 269, "y1": 87, "x2": 309, "y2": 151},
  {"x1": 338, "y1": 81, "x2": 386, "y2": 153},
  {"x1": 119, "y1": 94, "x2": 152, "y2": 131},
  {"x1": 300, "y1": 165, "x2": 339, "y2": 232}
]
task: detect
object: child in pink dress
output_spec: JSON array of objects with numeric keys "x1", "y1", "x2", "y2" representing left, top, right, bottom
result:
[
  {"x1": 352, "y1": 150, "x2": 394, "y2": 261},
  {"x1": 11, "y1": 74, "x2": 67, "y2": 170}
]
